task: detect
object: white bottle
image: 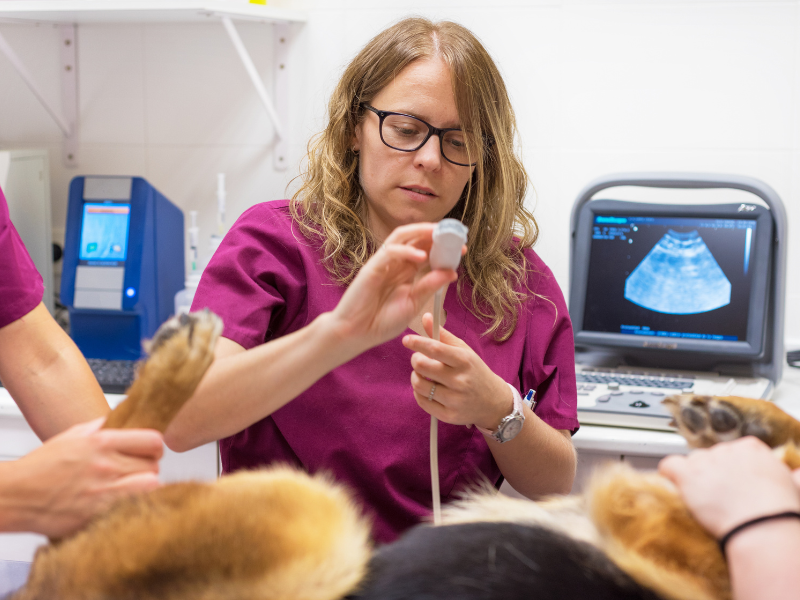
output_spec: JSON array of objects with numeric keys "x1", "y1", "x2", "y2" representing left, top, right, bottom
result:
[
  {"x1": 174, "y1": 210, "x2": 203, "y2": 316},
  {"x1": 174, "y1": 272, "x2": 202, "y2": 316}
]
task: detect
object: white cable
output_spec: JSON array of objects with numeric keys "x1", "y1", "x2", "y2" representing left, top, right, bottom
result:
[
  {"x1": 428, "y1": 219, "x2": 468, "y2": 527},
  {"x1": 430, "y1": 286, "x2": 445, "y2": 526}
]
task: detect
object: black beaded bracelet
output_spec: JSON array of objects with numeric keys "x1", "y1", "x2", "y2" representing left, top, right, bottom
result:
[{"x1": 718, "y1": 511, "x2": 800, "y2": 554}]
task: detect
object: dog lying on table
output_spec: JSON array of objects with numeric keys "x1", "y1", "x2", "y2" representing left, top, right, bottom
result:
[{"x1": 13, "y1": 310, "x2": 800, "y2": 600}]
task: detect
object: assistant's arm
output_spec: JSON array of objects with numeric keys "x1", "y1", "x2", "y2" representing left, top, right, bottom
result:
[
  {"x1": 659, "y1": 437, "x2": 800, "y2": 600},
  {"x1": 725, "y1": 516, "x2": 800, "y2": 600},
  {"x1": 0, "y1": 417, "x2": 162, "y2": 538},
  {"x1": 0, "y1": 302, "x2": 109, "y2": 440}
]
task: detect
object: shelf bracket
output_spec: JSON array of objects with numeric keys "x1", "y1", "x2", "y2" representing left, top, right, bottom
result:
[
  {"x1": 273, "y1": 22, "x2": 289, "y2": 171},
  {"x1": 221, "y1": 16, "x2": 288, "y2": 171},
  {"x1": 60, "y1": 24, "x2": 79, "y2": 168},
  {"x1": 0, "y1": 25, "x2": 78, "y2": 167},
  {"x1": 0, "y1": 26, "x2": 78, "y2": 167}
]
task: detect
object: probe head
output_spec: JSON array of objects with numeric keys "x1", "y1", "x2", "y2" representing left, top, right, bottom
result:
[{"x1": 430, "y1": 218, "x2": 468, "y2": 271}]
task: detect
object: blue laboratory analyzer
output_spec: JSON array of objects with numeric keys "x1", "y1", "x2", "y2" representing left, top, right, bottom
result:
[{"x1": 61, "y1": 176, "x2": 184, "y2": 361}]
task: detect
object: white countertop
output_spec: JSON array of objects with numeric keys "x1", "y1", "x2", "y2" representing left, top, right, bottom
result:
[
  {"x1": 2, "y1": 367, "x2": 799, "y2": 458},
  {"x1": 0, "y1": 388, "x2": 124, "y2": 417}
]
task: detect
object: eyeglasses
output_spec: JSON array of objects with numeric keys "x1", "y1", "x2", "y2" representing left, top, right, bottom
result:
[{"x1": 360, "y1": 103, "x2": 480, "y2": 167}]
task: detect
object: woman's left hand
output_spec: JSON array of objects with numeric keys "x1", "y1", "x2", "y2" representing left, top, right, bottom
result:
[{"x1": 402, "y1": 312, "x2": 512, "y2": 430}]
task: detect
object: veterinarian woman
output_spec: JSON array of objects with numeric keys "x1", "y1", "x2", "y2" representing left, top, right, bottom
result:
[
  {"x1": 172, "y1": 17, "x2": 579, "y2": 543},
  {"x1": 0, "y1": 186, "x2": 163, "y2": 538},
  {"x1": 661, "y1": 437, "x2": 800, "y2": 600}
]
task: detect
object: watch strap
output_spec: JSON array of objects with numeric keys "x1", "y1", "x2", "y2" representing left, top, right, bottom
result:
[{"x1": 477, "y1": 383, "x2": 524, "y2": 438}]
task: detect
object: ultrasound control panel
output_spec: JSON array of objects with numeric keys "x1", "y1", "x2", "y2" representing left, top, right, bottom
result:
[
  {"x1": 575, "y1": 364, "x2": 772, "y2": 430},
  {"x1": 585, "y1": 390, "x2": 673, "y2": 417}
]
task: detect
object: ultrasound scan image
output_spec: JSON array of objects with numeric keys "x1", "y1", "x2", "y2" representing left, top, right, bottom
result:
[{"x1": 624, "y1": 229, "x2": 731, "y2": 315}]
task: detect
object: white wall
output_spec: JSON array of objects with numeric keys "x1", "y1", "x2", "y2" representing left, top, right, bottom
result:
[{"x1": 1, "y1": 0, "x2": 798, "y2": 347}]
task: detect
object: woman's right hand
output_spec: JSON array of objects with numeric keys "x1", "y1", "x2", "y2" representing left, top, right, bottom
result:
[
  {"x1": 330, "y1": 222, "x2": 459, "y2": 348},
  {"x1": 0, "y1": 417, "x2": 163, "y2": 538}
]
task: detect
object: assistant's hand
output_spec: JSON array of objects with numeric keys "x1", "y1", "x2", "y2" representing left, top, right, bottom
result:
[
  {"x1": 402, "y1": 312, "x2": 512, "y2": 430},
  {"x1": 659, "y1": 437, "x2": 800, "y2": 539},
  {"x1": 0, "y1": 417, "x2": 163, "y2": 538},
  {"x1": 331, "y1": 223, "x2": 459, "y2": 348}
]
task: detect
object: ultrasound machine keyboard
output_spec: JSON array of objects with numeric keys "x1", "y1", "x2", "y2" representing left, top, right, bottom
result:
[
  {"x1": 575, "y1": 365, "x2": 772, "y2": 431},
  {"x1": 87, "y1": 359, "x2": 138, "y2": 394},
  {"x1": 577, "y1": 371, "x2": 695, "y2": 392}
]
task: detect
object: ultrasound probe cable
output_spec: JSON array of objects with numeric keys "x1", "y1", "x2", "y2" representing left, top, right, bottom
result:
[{"x1": 428, "y1": 219, "x2": 469, "y2": 525}]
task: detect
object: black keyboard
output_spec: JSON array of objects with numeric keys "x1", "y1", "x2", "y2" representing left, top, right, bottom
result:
[
  {"x1": 87, "y1": 359, "x2": 138, "y2": 394},
  {"x1": 0, "y1": 360, "x2": 137, "y2": 393},
  {"x1": 576, "y1": 372, "x2": 694, "y2": 390}
]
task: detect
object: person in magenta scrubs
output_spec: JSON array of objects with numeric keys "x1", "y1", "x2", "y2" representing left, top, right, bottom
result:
[
  {"x1": 171, "y1": 17, "x2": 579, "y2": 543},
  {"x1": 0, "y1": 186, "x2": 163, "y2": 539}
]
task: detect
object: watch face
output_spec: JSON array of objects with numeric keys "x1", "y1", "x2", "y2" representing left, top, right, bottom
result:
[{"x1": 499, "y1": 417, "x2": 524, "y2": 442}]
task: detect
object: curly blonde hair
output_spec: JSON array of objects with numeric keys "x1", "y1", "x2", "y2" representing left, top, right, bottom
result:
[{"x1": 291, "y1": 17, "x2": 537, "y2": 341}]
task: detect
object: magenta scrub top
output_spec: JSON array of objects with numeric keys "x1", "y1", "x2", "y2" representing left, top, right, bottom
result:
[
  {"x1": 0, "y1": 186, "x2": 44, "y2": 329},
  {"x1": 192, "y1": 200, "x2": 579, "y2": 543}
]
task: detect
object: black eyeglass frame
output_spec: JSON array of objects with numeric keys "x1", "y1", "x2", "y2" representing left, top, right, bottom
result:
[{"x1": 359, "y1": 102, "x2": 481, "y2": 167}]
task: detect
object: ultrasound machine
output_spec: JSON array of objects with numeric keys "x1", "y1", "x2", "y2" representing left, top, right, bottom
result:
[
  {"x1": 60, "y1": 176, "x2": 184, "y2": 392},
  {"x1": 569, "y1": 173, "x2": 787, "y2": 430}
]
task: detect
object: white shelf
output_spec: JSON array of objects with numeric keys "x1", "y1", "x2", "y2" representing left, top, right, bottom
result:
[
  {"x1": 0, "y1": 1, "x2": 307, "y2": 24},
  {"x1": 0, "y1": 1, "x2": 304, "y2": 169}
]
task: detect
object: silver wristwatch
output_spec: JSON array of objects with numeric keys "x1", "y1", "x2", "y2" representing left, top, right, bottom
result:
[{"x1": 477, "y1": 384, "x2": 525, "y2": 443}]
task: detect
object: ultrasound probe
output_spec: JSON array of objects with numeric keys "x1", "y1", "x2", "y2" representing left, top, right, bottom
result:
[{"x1": 428, "y1": 219, "x2": 469, "y2": 525}]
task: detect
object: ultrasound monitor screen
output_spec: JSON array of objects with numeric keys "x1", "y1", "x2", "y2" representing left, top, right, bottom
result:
[
  {"x1": 79, "y1": 202, "x2": 130, "y2": 262},
  {"x1": 583, "y1": 214, "x2": 756, "y2": 342}
]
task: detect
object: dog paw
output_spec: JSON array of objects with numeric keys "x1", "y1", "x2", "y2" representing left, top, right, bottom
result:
[
  {"x1": 147, "y1": 309, "x2": 222, "y2": 354},
  {"x1": 104, "y1": 310, "x2": 224, "y2": 431},
  {"x1": 663, "y1": 394, "x2": 800, "y2": 449},
  {"x1": 143, "y1": 309, "x2": 223, "y2": 381}
]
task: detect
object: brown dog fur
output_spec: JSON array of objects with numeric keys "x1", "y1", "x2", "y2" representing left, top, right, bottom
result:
[
  {"x1": 593, "y1": 394, "x2": 800, "y2": 600},
  {"x1": 16, "y1": 469, "x2": 371, "y2": 600},
  {"x1": 440, "y1": 396, "x2": 800, "y2": 600},
  {"x1": 15, "y1": 311, "x2": 371, "y2": 600},
  {"x1": 13, "y1": 311, "x2": 800, "y2": 600},
  {"x1": 103, "y1": 311, "x2": 221, "y2": 431}
]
